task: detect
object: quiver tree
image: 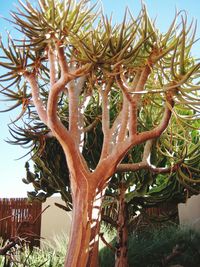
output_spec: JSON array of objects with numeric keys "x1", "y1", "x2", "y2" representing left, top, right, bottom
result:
[
  {"x1": 16, "y1": 109, "x2": 200, "y2": 267},
  {"x1": 0, "y1": 1, "x2": 200, "y2": 266}
]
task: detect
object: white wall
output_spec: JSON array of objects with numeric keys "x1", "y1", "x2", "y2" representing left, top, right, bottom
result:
[
  {"x1": 40, "y1": 196, "x2": 72, "y2": 247},
  {"x1": 178, "y1": 194, "x2": 200, "y2": 232}
]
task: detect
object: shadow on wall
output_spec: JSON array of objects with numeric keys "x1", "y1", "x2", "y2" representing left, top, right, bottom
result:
[
  {"x1": 40, "y1": 196, "x2": 72, "y2": 248},
  {"x1": 39, "y1": 194, "x2": 200, "y2": 248},
  {"x1": 178, "y1": 194, "x2": 200, "y2": 232}
]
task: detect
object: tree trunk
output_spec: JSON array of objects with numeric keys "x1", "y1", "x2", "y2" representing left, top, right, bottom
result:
[
  {"x1": 115, "y1": 184, "x2": 129, "y2": 267},
  {"x1": 64, "y1": 187, "x2": 103, "y2": 267},
  {"x1": 87, "y1": 213, "x2": 101, "y2": 267},
  {"x1": 87, "y1": 201, "x2": 102, "y2": 267}
]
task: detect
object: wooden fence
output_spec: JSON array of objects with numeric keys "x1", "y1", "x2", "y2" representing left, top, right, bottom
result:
[
  {"x1": 130, "y1": 202, "x2": 178, "y2": 232},
  {"x1": 0, "y1": 198, "x2": 42, "y2": 247},
  {"x1": 145, "y1": 202, "x2": 178, "y2": 218}
]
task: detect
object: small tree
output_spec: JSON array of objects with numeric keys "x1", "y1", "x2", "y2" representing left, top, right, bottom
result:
[
  {"x1": 19, "y1": 116, "x2": 200, "y2": 267},
  {"x1": 0, "y1": 1, "x2": 200, "y2": 266}
]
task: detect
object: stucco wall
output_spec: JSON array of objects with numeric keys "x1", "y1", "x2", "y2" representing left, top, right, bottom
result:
[
  {"x1": 178, "y1": 194, "x2": 200, "y2": 232},
  {"x1": 40, "y1": 196, "x2": 72, "y2": 247},
  {"x1": 40, "y1": 194, "x2": 200, "y2": 247}
]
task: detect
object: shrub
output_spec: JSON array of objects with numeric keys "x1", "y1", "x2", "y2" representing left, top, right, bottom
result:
[
  {"x1": 0, "y1": 235, "x2": 68, "y2": 267},
  {"x1": 1, "y1": 228, "x2": 200, "y2": 266},
  {"x1": 99, "y1": 226, "x2": 200, "y2": 267}
]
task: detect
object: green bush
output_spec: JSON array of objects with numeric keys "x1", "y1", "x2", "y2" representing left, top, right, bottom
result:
[
  {"x1": 99, "y1": 226, "x2": 200, "y2": 267},
  {"x1": 1, "y1": 228, "x2": 200, "y2": 266},
  {"x1": 0, "y1": 235, "x2": 67, "y2": 267}
]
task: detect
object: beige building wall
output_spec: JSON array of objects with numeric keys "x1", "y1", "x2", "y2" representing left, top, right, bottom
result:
[
  {"x1": 40, "y1": 196, "x2": 72, "y2": 247},
  {"x1": 39, "y1": 194, "x2": 200, "y2": 247},
  {"x1": 178, "y1": 194, "x2": 200, "y2": 232}
]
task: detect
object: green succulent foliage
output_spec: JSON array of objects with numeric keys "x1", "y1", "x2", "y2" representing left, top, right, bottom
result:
[
  {"x1": 99, "y1": 226, "x2": 200, "y2": 267},
  {"x1": 23, "y1": 138, "x2": 72, "y2": 210},
  {"x1": 10, "y1": 0, "x2": 96, "y2": 50},
  {"x1": 0, "y1": 0, "x2": 199, "y2": 110},
  {"x1": 156, "y1": 119, "x2": 200, "y2": 194},
  {"x1": 0, "y1": 0, "x2": 198, "y2": 153},
  {"x1": 102, "y1": 129, "x2": 200, "y2": 229}
]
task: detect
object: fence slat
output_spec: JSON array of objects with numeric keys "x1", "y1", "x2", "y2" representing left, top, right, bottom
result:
[{"x1": 0, "y1": 198, "x2": 42, "y2": 247}]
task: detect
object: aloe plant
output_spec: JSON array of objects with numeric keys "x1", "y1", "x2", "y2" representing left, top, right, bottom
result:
[{"x1": 0, "y1": 1, "x2": 200, "y2": 266}]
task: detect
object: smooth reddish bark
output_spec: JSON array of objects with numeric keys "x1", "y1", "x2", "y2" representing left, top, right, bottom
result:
[
  {"x1": 25, "y1": 37, "x2": 174, "y2": 267},
  {"x1": 64, "y1": 184, "x2": 103, "y2": 267},
  {"x1": 115, "y1": 184, "x2": 129, "y2": 267}
]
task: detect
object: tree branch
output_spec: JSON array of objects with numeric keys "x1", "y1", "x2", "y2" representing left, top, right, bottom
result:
[
  {"x1": 131, "y1": 92, "x2": 175, "y2": 144},
  {"x1": 117, "y1": 159, "x2": 181, "y2": 174},
  {"x1": 96, "y1": 93, "x2": 174, "y2": 182},
  {"x1": 117, "y1": 162, "x2": 147, "y2": 172},
  {"x1": 48, "y1": 47, "x2": 57, "y2": 87},
  {"x1": 117, "y1": 138, "x2": 181, "y2": 174},
  {"x1": 130, "y1": 65, "x2": 151, "y2": 135},
  {"x1": 142, "y1": 139, "x2": 153, "y2": 162},
  {"x1": 68, "y1": 80, "x2": 80, "y2": 145},
  {"x1": 101, "y1": 81, "x2": 112, "y2": 137},
  {"x1": 47, "y1": 75, "x2": 90, "y2": 184},
  {"x1": 116, "y1": 65, "x2": 151, "y2": 137},
  {"x1": 117, "y1": 93, "x2": 129, "y2": 142},
  {"x1": 68, "y1": 63, "x2": 92, "y2": 80},
  {"x1": 100, "y1": 79, "x2": 113, "y2": 159},
  {"x1": 25, "y1": 72, "x2": 47, "y2": 125},
  {"x1": 56, "y1": 42, "x2": 69, "y2": 74},
  {"x1": 108, "y1": 93, "x2": 129, "y2": 152},
  {"x1": 117, "y1": 140, "x2": 153, "y2": 172},
  {"x1": 99, "y1": 233, "x2": 116, "y2": 252}
]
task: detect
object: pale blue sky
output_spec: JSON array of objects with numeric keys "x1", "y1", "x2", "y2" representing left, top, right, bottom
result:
[{"x1": 0, "y1": 0, "x2": 200, "y2": 197}]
